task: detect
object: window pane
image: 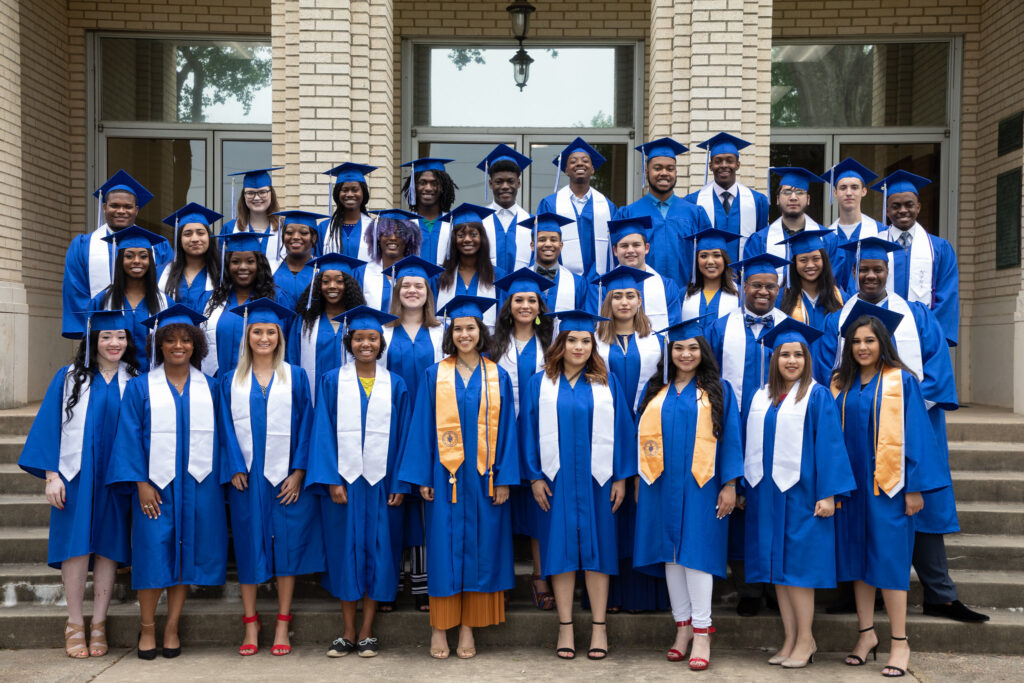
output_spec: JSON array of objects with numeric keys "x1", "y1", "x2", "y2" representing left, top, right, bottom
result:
[
  {"x1": 222, "y1": 140, "x2": 272, "y2": 219},
  {"x1": 768, "y1": 143, "x2": 826, "y2": 225},
  {"x1": 414, "y1": 45, "x2": 633, "y2": 128},
  {"x1": 528, "y1": 142, "x2": 630, "y2": 209},
  {"x1": 839, "y1": 142, "x2": 942, "y2": 234},
  {"x1": 105, "y1": 138, "x2": 206, "y2": 239},
  {"x1": 415, "y1": 142, "x2": 513, "y2": 206},
  {"x1": 101, "y1": 38, "x2": 271, "y2": 124},
  {"x1": 771, "y1": 43, "x2": 948, "y2": 128}
]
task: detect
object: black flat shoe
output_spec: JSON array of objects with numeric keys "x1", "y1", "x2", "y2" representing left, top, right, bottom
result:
[
  {"x1": 137, "y1": 627, "x2": 157, "y2": 661},
  {"x1": 922, "y1": 600, "x2": 990, "y2": 622},
  {"x1": 736, "y1": 596, "x2": 760, "y2": 617},
  {"x1": 162, "y1": 646, "x2": 181, "y2": 658}
]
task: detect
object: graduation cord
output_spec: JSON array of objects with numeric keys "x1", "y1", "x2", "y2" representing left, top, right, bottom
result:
[
  {"x1": 84, "y1": 314, "x2": 92, "y2": 369},
  {"x1": 483, "y1": 359, "x2": 494, "y2": 498},
  {"x1": 553, "y1": 152, "x2": 562, "y2": 194},
  {"x1": 703, "y1": 149, "x2": 710, "y2": 185},
  {"x1": 326, "y1": 174, "x2": 333, "y2": 217},
  {"x1": 231, "y1": 178, "x2": 237, "y2": 221}
]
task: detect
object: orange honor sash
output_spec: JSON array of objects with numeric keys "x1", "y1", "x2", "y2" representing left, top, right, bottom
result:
[
  {"x1": 833, "y1": 364, "x2": 904, "y2": 496},
  {"x1": 637, "y1": 383, "x2": 717, "y2": 487},
  {"x1": 792, "y1": 286, "x2": 844, "y2": 325}
]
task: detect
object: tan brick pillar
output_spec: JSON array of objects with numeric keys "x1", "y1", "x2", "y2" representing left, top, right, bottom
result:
[
  {"x1": 648, "y1": 0, "x2": 772, "y2": 192},
  {"x1": 272, "y1": 0, "x2": 395, "y2": 212},
  {"x1": 0, "y1": 0, "x2": 29, "y2": 407}
]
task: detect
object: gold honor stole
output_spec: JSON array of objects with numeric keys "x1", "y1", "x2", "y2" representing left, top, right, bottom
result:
[
  {"x1": 791, "y1": 286, "x2": 844, "y2": 325},
  {"x1": 435, "y1": 356, "x2": 502, "y2": 503},
  {"x1": 832, "y1": 364, "x2": 904, "y2": 496},
  {"x1": 637, "y1": 384, "x2": 717, "y2": 487}
]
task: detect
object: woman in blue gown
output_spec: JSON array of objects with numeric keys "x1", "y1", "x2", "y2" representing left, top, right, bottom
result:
[
  {"x1": 433, "y1": 204, "x2": 506, "y2": 332},
  {"x1": 158, "y1": 203, "x2": 222, "y2": 311},
  {"x1": 633, "y1": 317, "x2": 743, "y2": 670},
  {"x1": 217, "y1": 298, "x2": 323, "y2": 657},
  {"x1": 743, "y1": 318, "x2": 856, "y2": 669},
  {"x1": 519, "y1": 310, "x2": 636, "y2": 660},
  {"x1": 398, "y1": 295, "x2": 519, "y2": 660},
  {"x1": 832, "y1": 311, "x2": 950, "y2": 678},
  {"x1": 317, "y1": 162, "x2": 375, "y2": 257},
  {"x1": 89, "y1": 226, "x2": 169, "y2": 372},
  {"x1": 356, "y1": 210, "x2": 422, "y2": 312},
  {"x1": 307, "y1": 306, "x2": 411, "y2": 658},
  {"x1": 777, "y1": 229, "x2": 845, "y2": 332},
  {"x1": 680, "y1": 228, "x2": 741, "y2": 333},
  {"x1": 107, "y1": 305, "x2": 227, "y2": 660},
  {"x1": 19, "y1": 311, "x2": 139, "y2": 658},
  {"x1": 270, "y1": 210, "x2": 326, "y2": 310},
  {"x1": 221, "y1": 167, "x2": 286, "y2": 273}
]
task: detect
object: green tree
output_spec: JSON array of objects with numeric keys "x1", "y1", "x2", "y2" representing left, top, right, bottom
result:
[
  {"x1": 572, "y1": 110, "x2": 614, "y2": 128},
  {"x1": 447, "y1": 47, "x2": 558, "y2": 70},
  {"x1": 177, "y1": 45, "x2": 271, "y2": 122}
]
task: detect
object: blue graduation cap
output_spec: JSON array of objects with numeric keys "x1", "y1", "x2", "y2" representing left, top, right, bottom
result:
[
  {"x1": 386, "y1": 254, "x2": 445, "y2": 281},
  {"x1": 401, "y1": 158, "x2": 453, "y2": 174},
  {"x1": 323, "y1": 162, "x2": 376, "y2": 185},
  {"x1": 733, "y1": 253, "x2": 790, "y2": 279},
  {"x1": 477, "y1": 144, "x2": 531, "y2": 173},
  {"x1": 333, "y1": 305, "x2": 398, "y2": 334},
  {"x1": 757, "y1": 316, "x2": 825, "y2": 350},
  {"x1": 437, "y1": 294, "x2": 497, "y2": 321},
  {"x1": 661, "y1": 316, "x2": 711, "y2": 343},
  {"x1": 821, "y1": 158, "x2": 877, "y2": 188},
  {"x1": 309, "y1": 252, "x2": 365, "y2": 275},
  {"x1": 141, "y1": 303, "x2": 207, "y2": 330},
  {"x1": 607, "y1": 216, "x2": 652, "y2": 246},
  {"x1": 441, "y1": 203, "x2": 496, "y2": 227},
  {"x1": 69, "y1": 309, "x2": 134, "y2": 366},
  {"x1": 771, "y1": 167, "x2": 822, "y2": 192},
  {"x1": 162, "y1": 202, "x2": 222, "y2": 229},
  {"x1": 227, "y1": 166, "x2": 283, "y2": 189},
  {"x1": 544, "y1": 309, "x2": 608, "y2": 333},
  {"x1": 686, "y1": 227, "x2": 741, "y2": 253},
  {"x1": 272, "y1": 210, "x2": 330, "y2": 229},
  {"x1": 229, "y1": 297, "x2": 296, "y2": 328},
  {"x1": 369, "y1": 209, "x2": 423, "y2": 221},
  {"x1": 520, "y1": 212, "x2": 573, "y2": 235},
  {"x1": 776, "y1": 228, "x2": 834, "y2": 257},
  {"x1": 494, "y1": 267, "x2": 556, "y2": 296},
  {"x1": 636, "y1": 137, "x2": 688, "y2": 161},
  {"x1": 838, "y1": 235, "x2": 901, "y2": 262},
  {"x1": 870, "y1": 170, "x2": 931, "y2": 197},
  {"x1": 593, "y1": 266, "x2": 653, "y2": 301},
  {"x1": 696, "y1": 133, "x2": 751, "y2": 159},
  {"x1": 215, "y1": 231, "x2": 271, "y2": 253},
  {"x1": 101, "y1": 225, "x2": 164, "y2": 251},
  {"x1": 839, "y1": 299, "x2": 905, "y2": 338},
  {"x1": 552, "y1": 137, "x2": 607, "y2": 172},
  {"x1": 94, "y1": 170, "x2": 155, "y2": 207}
]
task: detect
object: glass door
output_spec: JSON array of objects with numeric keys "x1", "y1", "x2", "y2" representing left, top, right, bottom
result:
[
  {"x1": 523, "y1": 134, "x2": 634, "y2": 212},
  {"x1": 413, "y1": 137, "x2": 514, "y2": 207},
  {"x1": 216, "y1": 132, "x2": 272, "y2": 220},
  {"x1": 768, "y1": 134, "x2": 832, "y2": 225}
]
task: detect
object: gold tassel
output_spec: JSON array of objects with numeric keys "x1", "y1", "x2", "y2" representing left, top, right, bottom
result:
[
  {"x1": 489, "y1": 470, "x2": 494, "y2": 497},
  {"x1": 451, "y1": 478, "x2": 457, "y2": 504}
]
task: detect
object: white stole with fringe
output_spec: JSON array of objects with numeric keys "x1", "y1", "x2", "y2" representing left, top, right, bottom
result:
[
  {"x1": 642, "y1": 266, "x2": 669, "y2": 332},
  {"x1": 887, "y1": 223, "x2": 934, "y2": 308},
  {"x1": 88, "y1": 226, "x2": 113, "y2": 298}
]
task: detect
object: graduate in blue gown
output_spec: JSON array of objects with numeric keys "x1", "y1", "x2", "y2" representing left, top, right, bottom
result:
[
  {"x1": 519, "y1": 310, "x2": 636, "y2": 660},
  {"x1": 743, "y1": 318, "x2": 856, "y2": 669},
  {"x1": 198, "y1": 231, "x2": 282, "y2": 377},
  {"x1": 397, "y1": 295, "x2": 519, "y2": 659},
  {"x1": 680, "y1": 228, "x2": 742, "y2": 333},
  {"x1": 62, "y1": 171, "x2": 171, "y2": 337},
  {"x1": 217, "y1": 298, "x2": 322, "y2": 657},
  {"x1": 306, "y1": 306, "x2": 411, "y2": 657},
  {"x1": 287, "y1": 252, "x2": 367, "y2": 402},
  {"x1": 19, "y1": 311, "x2": 139, "y2": 658},
  {"x1": 536, "y1": 138, "x2": 617, "y2": 280},
  {"x1": 608, "y1": 216, "x2": 682, "y2": 332},
  {"x1": 612, "y1": 138, "x2": 712, "y2": 287},
  {"x1": 776, "y1": 228, "x2": 846, "y2": 332},
  {"x1": 433, "y1": 204, "x2": 507, "y2": 331},
  {"x1": 400, "y1": 157, "x2": 458, "y2": 265},
  {"x1": 684, "y1": 132, "x2": 770, "y2": 262},
  {"x1": 356, "y1": 209, "x2": 423, "y2": 312},
  {"x1": 270, "y1": 210, "x2": 327, "y2": 310},
  {"x1": 633, "y1": 317, "x2": 743, "y2": 670},
  {"x1": 89, "y1": 226, "x2": 170, "y2": 372},
  {"x1": 106, "y1": 305, "x2": 227, "y2": 659},
  {"x1": 317, "y1": 162, "x2": 377, "y2": 258},
  {"x1": 518, "y1": 213, "x2": 597, "y2": 314},
  {"x1": 221, "y1": 167, "x2": 287, "y2": 273},
  {"x1": 478, "y1": 144, "x2": 534, "y2": 273},
  {"x1": 830, "y1": 307, "x2": 951, "y2": 677},
  {"x1": 818, "y1": 158, "x2": 885, "y2": 292},
  {"x1": 158, "y1": 203, "x2": 222, "y2": 312}
]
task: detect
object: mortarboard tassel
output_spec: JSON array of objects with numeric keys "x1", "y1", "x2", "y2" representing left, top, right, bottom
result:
[
  {"x1": 327, "y1": 174, "x2": 333, "y2": 217},
  {"x1": 173, "y1": 217, "x2": 179, "y2": 263},
  {"x1": 341, "y1": 317, "x2": 349, "y2": 366},
  {"x1": 690, "y1": 245, "x2": 698, "y2": 286},
  {"x1": 306, "y1": 264, "x2": 319, "y2": 310},
  {"x1": 238, "y1": 307, "x2": 249, "y2": 364},
  {"x1": 881, "y1": 183, "x2": 888, "y2": 229},
  {"x1": 84, "y1": 314, "x2": 92, "y2": 369},
  {"x1": 151, "y1": 322, "x2": 157, "y2": 368},
  {"x1": 230, "y1": 178, "x2": 237, "y2": 221},
  {"x1": 110, "y1": 237, "x2": 117, "y2": 283},
  {"x1": 703, "y1": 149, "x2": 710, "y2": 186},
  {"x1": 641, "y1": 150, "x2": 647, "y2": 191},
  {"x1": 829, "y1": 167, "x2": 835, "y2": 205},
  {"x1": 553, "y1": 152, "x2": 562, "y2": 194},
  {"x1": 96, "y1": 197, "x2": 103, "y2": 234},
  {"x1": 661, "y1": 337, "x2": 669, "y2": 385},
  {"x1": 219, "y1": 242, "x2": 227, "y2": 286},
  {"x1": 483, "y1": 160, "x2": 489, "y2": 203},
  {"x1": 405, "y1": 163, "x2": 417, "y2": 208}
]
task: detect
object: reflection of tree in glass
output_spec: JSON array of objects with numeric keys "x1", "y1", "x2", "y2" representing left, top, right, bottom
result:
[
  {"x1": 770, "y1": 45, "x2": 873, "y2": 128},
  {"x1": 572, "y1": 110, "x2": 614, "y2": 128},
  {"x1": 177, "y1": 46, "x2": 271, "y2": 122},
  {"x1": 447, "y1": 47, "x2": 558, "y2": 70}
]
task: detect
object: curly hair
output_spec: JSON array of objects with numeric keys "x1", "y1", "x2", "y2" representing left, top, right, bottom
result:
[
  {"x1": 686, "y1": 248, "x2": 739, "y2": 297},
  {"x1": 638, "y1": 336, "x2": 725, "y2": 437},
  {"x1": 163, "y1": 225, "x2": 221, "y2": 300},
  {"x1": 780, "y1": 248, "x2": 843, "y2": 316},
  {"x1": 439, "y1": 222, "x2": 496, "y2": 290},
  {"x1": 342, "y1": 328, "x2": 388, "y2": 360},
  {"x1": 204, "y1": 251, "x2": 277, "y2": 314},
  {"x1": 297, "y1": 271, "x2": 366, "y2": 333},
  {"x1": 104, "y1": 249, "x2": 162, "y2": 315},
  {"x1": 63, "y1": 331, "x2": 141, "y2": 426},
  {"x1": 150, "y1": 323, "x2": 208, "y2": 370},
  {"x1": 544, "y1": 330, "x2": 608, "y2": 385},
  {"x1": 324, "y1": 181, "x2": 370, "y2": 253},
  {"x1": 363, "y1": 216, "x2": 422, "y2": 263},
  {"x1": 402, "y1": 170, "x2": 458, "y2": 213},
  {"x1": 490, "y1": 293, "x2": 553, "y2": 361}
]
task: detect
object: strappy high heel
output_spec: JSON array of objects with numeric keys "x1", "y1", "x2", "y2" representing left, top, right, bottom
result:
[
  {"x1": 556, "y1": 620, "x2": 575, "y2": 659},
  {"x1": 666, "y1": 618, "x2": 691, "y2": 662},
  {"x1": 882, "y1": 635, "x2": 909, "y2": 677},
  {"x1": 64, "y1": 621, "x2": 89, "y2": 659},
  {"x1": 88, "y1": 620, "x2": 108, "y2": 657},
  {"x1": 271, "y1": 613, "x2": 292, "y2": 656},
  {"x1": 587, "y1": 621, "x2": 608, "y2": 660},
  {"x1": 239, "y1": 612, "x2": 260, "y2": 656},
  {"x1": 689, "y1": 626, "x2": 715, "y2": 671},
  {"x1": 845, "y1": 625, "x2": 878, "y2": 666}
]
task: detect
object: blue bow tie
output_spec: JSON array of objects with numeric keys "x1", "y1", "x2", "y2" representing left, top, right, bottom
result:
[{"x1": 744, "y1": 314, "x2": 774, "y2": 329}]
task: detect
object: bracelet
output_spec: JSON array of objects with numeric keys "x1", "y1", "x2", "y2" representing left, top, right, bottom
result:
[
  {"x1": 724, "y1": 483, "x2": 737, "y2": 488},
  {"x1": 45, "y1": 476, "x2": 60, "y2": 483}
]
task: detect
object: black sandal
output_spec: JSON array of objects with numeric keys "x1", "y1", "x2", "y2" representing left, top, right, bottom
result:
[
  {"x1": 587, "y1": 621, "x2": 608, "y2": 660},
  {"x1": 845, "y1": 625, "x2": 878, "y2": 665},
  {"x1": 556, "y1": 621, "x2": 575, "y2": 660},
  {"x1": 881, "y1": 636, "x2": 908, "y2": 677}
]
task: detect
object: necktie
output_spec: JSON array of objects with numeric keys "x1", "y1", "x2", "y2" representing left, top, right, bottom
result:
[
  {"x1": 536, "y1": 265, "x2": 558, "y2": 280},
  {"x1": 744, "y1": 313, "x2": 774, "y2": 330},
  {"x1": 899, "y1": 231, "x2": 912, "y2": 250},
  {"x1": 721, "y1": 191, "x2": 732, "y2": 214}
]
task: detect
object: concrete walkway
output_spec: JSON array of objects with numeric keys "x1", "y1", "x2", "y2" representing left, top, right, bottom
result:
[{"x1": 2, "y1": 646, "x2": 1023, "y2": 682}]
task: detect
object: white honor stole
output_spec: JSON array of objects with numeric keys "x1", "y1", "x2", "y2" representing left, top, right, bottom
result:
[
  {"x1": 88, "y1": 225, "x2": 113, "y2": 298},
  {"x1": 835, "y1": 295, "x2": 922, "y2": 379},
  {"x1": 721, "y1": 307, "x2": 787, "y2": 411},
  {"x1": 537, "y1": 374, "x2": 615, "y2": 485},
  {"x1": 765, "y1": 217, "x2": 822, "y2": 278},
  {"x1": 497, "y1": 335, "x2": 544, "y2": 416},
  {"x1": 744, "y1": 379, "x2": 814, "y2": 492},
  {"x1": 435, "y1": 278, "x2": 498, "y2": 330},
  {"x1": 335, "y1": 364, "x2": 391, "y2": 485},
  {"x1": 681, "y1": 290, "x2": 739, "y2": 320},
  {"x1": 58, "y1": 362, "x2": 132, "y2": 481},
  {"x1": 555, "y1": 186, "x2": 611, "y2": 276},
  {"x1": 828, "y1": 214, "x2": 882, "y2": 242},
  {"x1": 433, "y1": 220, "x2": 455, "y2": 266},
  {"x1": 484, "y1": 204, "x2": 532, "y2": 269},
  {"x1": 642, "y1": 265, "x2": 669, "y2": 331},
  {"x1": 235, "y1": 221, "x2": 285, "y2": 274},
  {"x1": 360, "y1": 261, "x2": 389, "y2": 311},
  {"x1": 696, "y1": 183, "x2": 757, "y2": 256},
  {"x1": 553, "y1": 266, "x2": 578, "y2": 310},
  {"x1": 596, "y1": 334, "x2": 662, "y2": 412},
  {"x1": 157, "y1": 265, "x2": 213, "y2": 300},
  {"x1": 230, "y1": 365, "x2": 293, "y2": 486},
  {"x1": 147, "y1": 364, "x2": 215, "y2": 489},
  {"x1": 201, "y1": 301, "x2": 226, "y2": 376},
  {"x1": 379, "y1": 324, "x2": 445, "y2": 370},
  {"x1": 887, "y1": 223, "x2": 934, "y2": 307}
]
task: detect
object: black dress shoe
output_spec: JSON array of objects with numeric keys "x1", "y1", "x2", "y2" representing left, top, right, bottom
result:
[
  {"x1": 162, "y1": 646, "x2": 181, "y2": 658},
  {"x1": 736, "y1": 596, "x2": 761, "y2": 616},
  {"x1": 923, "y1": 600, "x2": 990, "y2": 622},
  {"x1": 137, "y1": 631, "x2": 157, "y2": 661}
]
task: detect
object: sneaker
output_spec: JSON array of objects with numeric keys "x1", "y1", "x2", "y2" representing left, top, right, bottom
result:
[
  {"x1": 357, "y1": 636, "x2": 380, "y2": 657},
  {"x1": 327, "y1": 637, "x2": 355, "y2": 657}
]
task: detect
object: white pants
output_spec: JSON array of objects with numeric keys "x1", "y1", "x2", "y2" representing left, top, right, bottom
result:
[{"x1": 665, "y1": 562, "x2": 713, "y2": 628}]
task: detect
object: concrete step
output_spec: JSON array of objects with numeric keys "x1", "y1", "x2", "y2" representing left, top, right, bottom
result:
[
  {"x1": 0, "y1": 495, "x2": 51, "y2": 527},
  {"x1": 946, "y1": 407, "x2": 1024, "y2": 443},
  {"x1": 0, "y1": 436, "x2": 25, "y2": 465},
  {"x1": 951, "y1": 471, "x2": 1024, "y2": 503},
  {"x1": 0, "y1": 599, "x2": 1018, "y2": 654},
  {"x1": 0, "y1": 464, "x2": 38, "y2": 495},
  {"x1": 956, "y1": 502, "x2": 1024, "y2": 535},
  {"x1": 0, "y1": 406, "x2": 37, "y2": 437},
  {"x1": 949, "y1": 441, "x2": 1024, "y2": 472},
  {"x1": 0, "y1": 528, "x2": 48, "y2": 564},
  {"x1": 945, "y1": 533, "x2": 1024, "y2": 571}
]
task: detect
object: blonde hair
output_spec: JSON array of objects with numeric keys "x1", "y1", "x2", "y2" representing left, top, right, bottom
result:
[
  {"x1": 596, "y1": 288, "x2": 652, "y2": 345},
  {"x1": 385, "y1": 276, "x2": 441, "y2": 328},
  {"x1": 234, "y1": 323, "x2": 288, "y2": 386}
]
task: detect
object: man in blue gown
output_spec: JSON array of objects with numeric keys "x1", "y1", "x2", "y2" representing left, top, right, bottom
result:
[
  {"x1": 607, "y1": 215, "x2": 681, "y2": 331},
  {"x1": 518, "y1": 213, "x2": 596, "y2": 314},
  {"x1": 819, "y1": 158, "x2": 885, "y2": 291},
  {"x1": 478, "y1": 144, "x2": 534, "y2": 273}
]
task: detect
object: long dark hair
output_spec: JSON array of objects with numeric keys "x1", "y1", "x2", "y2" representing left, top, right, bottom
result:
[
  {"x1": 297, "y1": 271, "x2": 366, "y2": 333},
  {"x1": 767, "y1": 341, "x2": 813, "y2": 405},
  {"x1": 204, "y1": 251, "x2": 277, "y2": 314},
  {"x1": 686, "y1": 248, "x2": 738, "y2": 297},
  {"x1": 150, "y1": 323, "x2": 208, "y2": 370},
  {"x1": 831, "y1": 314, "x2": 913, "y2": 392},
  {"x1": 104, "y1": 249, "x2": 162, "y2": 314},
  {"x1": 638, "y1": 336, "x2": 725, "y2": 437},
  {"x1": 491, "y1": 294, "x2": 553, "y2": 361},
  {"x1": 780, "y1": 248, "x2": 843, "y2": 315},
  {"x1": 439, "y1": 222, "x2": 495, "y2": 290},
  {"x1": 402, "y1": 170, "x2": 457, "y2": 213},
  {"x1": 441, "y1": 316, "x2": 492, "y2": 356},
  {"x1": 325, "y1": 181, "x2": 370, "y2": 252},
  {"x1": 63, "y1": 332, "x2": 141, "y2": 425},
  {"x1": 162, "y1": 225, "x2": 221, "y2": 300}
]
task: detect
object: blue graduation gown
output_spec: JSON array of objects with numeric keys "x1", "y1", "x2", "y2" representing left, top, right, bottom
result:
[
  {"x1": 286, "y1": 314, "x2": 343, "y2": 393},
  {"x1": 890, "y1": 232, "x2": 960, "y2": 346},
  {"x1": 432, "y1": 269, "x2": 507, "y2": 303},
  {"x1": 633, "y1": 378, "x2": 744, "y2": 578},
  {"x1": 540, "y1": 269, "x2": 596, "y2": 314},
  {"x1": 706, "y1": 315, "x2": 775, "y2": 417},
  {"x1": 89, "y1": 290, "x2": 168, "y2": 372},
  {"x1": 519, "y1": 372, "x2": 637, "y2": 577},
  {"x1": 777, "y1": 288, "x2": 845, "y2": 333},
  {"x1": 834, "y1": 370, "x2": 951, "y2": 590},
  {"x1": 743, "y1": 223, "x2": 842, "y2": 267},
  {"x1": 612, "y1": 195, "x2": 711, "y2": 287},
  {"x1": 354, "y1": 263, "x2": 394, "y2": 312},
  {"x1": 19, "y1": 367, "x2": 131, "y2": 568},
  {"x1": 683, "y1": 187, "x2": 770, "y2": 262},
  {"x1": 603, "y1": 333, "x2": 663, "y2": 417},
  {"x1": 106, "y1": 373, "x2": 228, "y2": 589},
  {"x1": 683, "y1": 289, "x2": 740, "y2": 334},
  {"x1": 272, "y1": 262, "x2": 313, "y2": 312},
  {"x1": 199, "y1": 288, "x2": 285, "y2": 377},
  {"x1": 397, "y1": 362, "x2": 520, "y2": 596},
  {"x1": 537, "y1": 192, "x2": 618, "y2": 280},
  {"x1": 158, "y1": 264, "x2": 211, "y2": 312},
  {"x1": 830, "y1": 218, "x2": 885, "y2": 292},
  {"x1": 62, "y1": 229, "x2": 172, "y2": 337},
  {"x1": 217, "y1": 365, "x2": 323, "y2": 584},
  {"x1": 307, "y1": 369, "x2": 412, "y2": 601},
  {"x1": 418, "y1": 218, "x2": 446, "y2": 266},
  {"x1": 743, "y1": 384, "x2": 857, "y2": 588},
  {"x1": 315, "y1": 217, "x2": 367, "y2": 258},
  {"x1": 506, "y1": 339, "x2": 543, "y2": 538},
  {"x1": 490, "y1": 208, "x2": 528, "y2": 274}
]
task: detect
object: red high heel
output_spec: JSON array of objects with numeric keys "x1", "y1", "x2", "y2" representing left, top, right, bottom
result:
[
  {"x1": 689, "y1": 626, "x2": 715, "y2": 671},
  {"x1": 271, "y1": 614, "x2": 293, "y2": 656},
  {"x1": 667, "y1": 619, "x2": 692, "y2": 662},
  {"x1": 239, "y1": 613, "x2": 260, "y2": 656}
]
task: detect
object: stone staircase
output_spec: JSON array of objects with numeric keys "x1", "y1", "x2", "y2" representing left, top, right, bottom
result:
[{"x1": 1, "y1": 403, "x2": 1023, "y2": 654}]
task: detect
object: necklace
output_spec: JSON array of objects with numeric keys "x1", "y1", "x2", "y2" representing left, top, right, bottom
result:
[
  {"x1": 565, "y1": 368, "x2": 583, "y2": 385},
  {"x1": 456, "y1": 356, "x2": 479, "y2": 372}
]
